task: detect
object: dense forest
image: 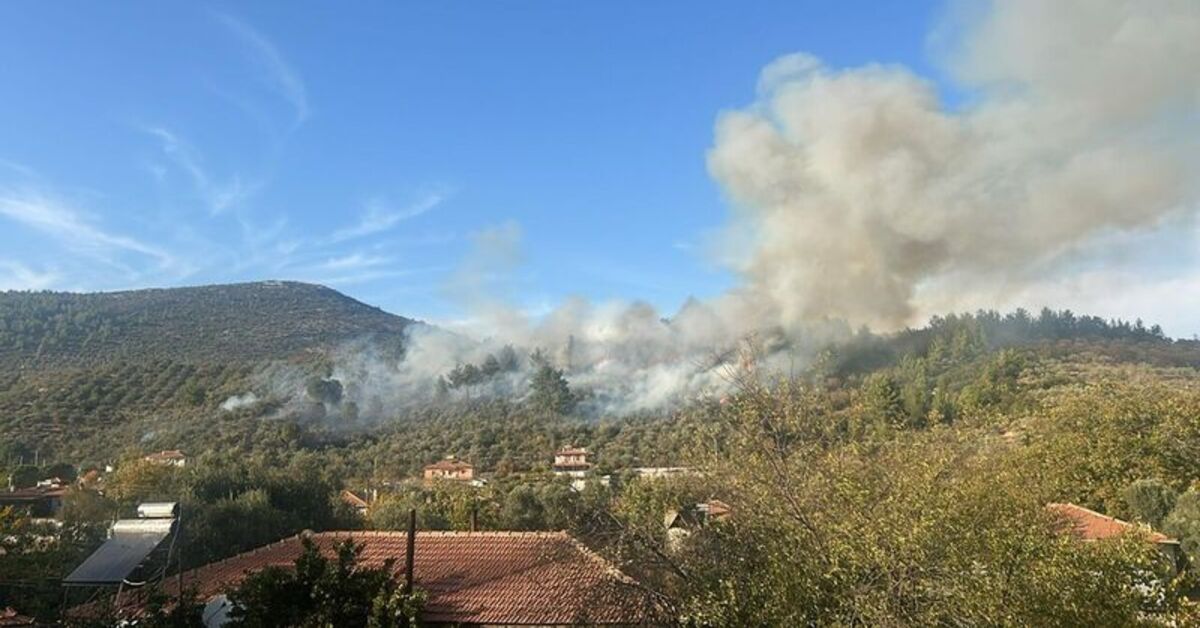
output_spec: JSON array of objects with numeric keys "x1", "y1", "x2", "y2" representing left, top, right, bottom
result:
[
  {"x1": 5, "y1": 284, "x2": 1200, "y2": 624},
  {"x1": 0, "y1": 281, "x2": 415, "y2": 368}
]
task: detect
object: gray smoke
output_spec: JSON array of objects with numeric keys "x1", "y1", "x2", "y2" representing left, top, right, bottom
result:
[
  {"x1": 220, "y1": 392, "x2": 259, "y2": 412},
  {"x1": 266, "y1": 1, "x2": 1200, "y2": 418},
  {"x1": 709, "y1": 0, "x2": 1200, "y2": 330}
]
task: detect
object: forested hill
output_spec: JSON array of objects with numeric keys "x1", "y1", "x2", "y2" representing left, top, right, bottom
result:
[{"x1": 0, "y1": 281, "x2": 418, "y2": 367}]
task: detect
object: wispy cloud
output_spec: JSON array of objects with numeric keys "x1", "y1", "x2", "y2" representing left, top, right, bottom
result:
[
  {"x1": 330, "y1": 192, "x2": 446, "y2": 243},
  {"x1": 317, "y1": 252, "x2": 393, "y2": 272},
  {"x1": 143, "y1": 126, "x2": 255, "y2": 215},
  {"x1": 216, "y1": 12, "x2": 310, "y2": 124},
  {"x1": 0, "y1": 260, "x2": 59, "y2": 291},
  {"x1": 0, "y1": 159, "x2": 37, "y2": 179},
  {"x1": 0, "y1": 190, "x2": 173, "y2": 267},
  {"x1": 306, "y1": 265, "x2": 450, "y2": 287}
]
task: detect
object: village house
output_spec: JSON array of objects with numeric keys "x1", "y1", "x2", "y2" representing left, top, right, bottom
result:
[
  {"x1": 633, "y1": 466, "x2": 694, "y2": 479},
  {"x1": 553, "y1": 446, "x2": 591, "y2": 479},
  {"x1": 423, "y1": 457, "x2": 474, "y2": 482},
  {"x1": 665, "y1": 499, "x2": 732, "y2": 552},
  {"x1": 1048, "y1": 502, "x2": 1184, "y2": 570},
  {"x1": 143, "y1": 450, "x2": 187, "y2": 467},
  {"x1": 0, "y1": 478, "x2": 68, "y2": 518},
  {"x1": 339, "y1": 489, "x2": 374, "y2": 517},
  {"x1": 119, "y1": 530, "x2": 663, "y2": 626}
]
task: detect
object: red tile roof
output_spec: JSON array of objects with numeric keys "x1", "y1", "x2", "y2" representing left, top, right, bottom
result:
[
  {"x1": 340, "y1": 489, "x2": 370, "y2": 510},
  {"x1": 162, "y1": 531, "x2": 661, "y2": 625},
  {"x1": 424, "y1": 459, "x2": 473, "y2": 472},
  {"x1": 0, "y1": 485, "x2": 68, "y2": 502},
  {"x1": 1047, "y1": 503, "x2": 1177, "y2": 544},
  {"x1": 0, "y1": 608, "x2": 34, "y2": 627}
]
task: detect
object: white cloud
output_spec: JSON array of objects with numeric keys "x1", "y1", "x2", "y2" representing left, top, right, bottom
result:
[
  {"x1": 330, "y1": 192, "x2": 446, "y2": 243},
  {"x1": 318, "y1": 252, "x2": 392, "y2": 271},
  {"x1": 144, "y1": 126, "x2": 256, "y2": 215},
  {"x1": 0, "y1": 260, "x2": 58, "y2": 291},
  {"x1": 216, "y1": 12, "x2": 310, "y2": 124},
  {"x1": 0, "y1": 190, "x2": 173, "y2": 267}
]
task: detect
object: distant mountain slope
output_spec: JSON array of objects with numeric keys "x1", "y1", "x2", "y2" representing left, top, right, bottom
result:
[{"x1": 0, "y1": 281, "x2": 418, "y2": 367}]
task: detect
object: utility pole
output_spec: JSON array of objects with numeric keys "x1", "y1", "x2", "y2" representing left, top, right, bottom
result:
[{"x1": 401, "y1": 508, "x2": 417, "y2": 628}]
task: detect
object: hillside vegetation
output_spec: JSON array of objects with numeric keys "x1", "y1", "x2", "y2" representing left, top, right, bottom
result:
[
  {"x1": 0, "y1": 281, "x2": 416, "y2": 367},
  {"x1": 6, "y1": 288, "x2": 1200, "y2": 623}
]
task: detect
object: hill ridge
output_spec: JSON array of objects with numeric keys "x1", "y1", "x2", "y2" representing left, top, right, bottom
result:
[{"x1": 0, "y1": 280, "x2": 418, "y2": 367}]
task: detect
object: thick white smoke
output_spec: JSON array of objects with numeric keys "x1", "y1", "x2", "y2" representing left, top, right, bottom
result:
[
  {"x1": 709, "y1": 0, "x2": 1200, "y2": 330},
  {"x1": 265, "y1": 0, "x2": 1200, "y2": 418}
]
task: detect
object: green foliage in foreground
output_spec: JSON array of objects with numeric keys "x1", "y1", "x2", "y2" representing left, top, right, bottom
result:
[
  {"x1": 595, "y1": 380, "x2": 1197, "y2": 626},
  {"x1": 8, "y1": 308, "x2": 1200, "y2": 624},
  {"x1": 226, "y1": 537, "x2": 424, "y2": 628}
]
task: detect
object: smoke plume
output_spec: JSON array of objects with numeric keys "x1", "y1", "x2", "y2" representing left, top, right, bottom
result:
[
  {"x1": 256, "y1": 1, "x2": 1200, "y2": 419},
  {"x1": 709, "y1": 0, "x2": 1200, "y2": 330}
]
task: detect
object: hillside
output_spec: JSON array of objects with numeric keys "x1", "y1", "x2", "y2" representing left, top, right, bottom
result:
[{"x1": 0, "y1": 281, "x2": 418, "y2": 368}]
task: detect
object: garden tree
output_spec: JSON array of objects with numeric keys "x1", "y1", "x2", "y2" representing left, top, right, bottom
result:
[
  {"x1": 1019, "y1": 381, "x2": 1200, "y2": 514},
  {"x1": 106, "y1": 459, "x2": 182, "y2": 505},
  {"x1": 1164, "y1": 490, "x2": 1200, "y2": 562},
  {"x1": 368, "y1": 484, "x2": 491, "y2": 532},
  {"x1": 226, "y1": 537, "x2": 424, "y2": 628},
  {"x1": 640, "y1": 379, "x2": 1193, "y2": 626},
  {"x1": 1122, "y1": 478, "x2": 1177, "y2": 528},
  {"x1": 536, "y1": 481, "x2": 583, "y2": 531},
  {"x1": 8, "y1": 464, "x2": 39, "y2": 488},
  {"x1": 499, "y1": 484, "x2": 545, "y2": 530},
  {"x1": 61, "y1": 488, "x2": 116, "y2": 524},
  {"x1": 0, "y1": 506, "x2": 107, "y2": 620},
  {"x1": 41, "y1": 461, "x2": 77, "y2": 482},
  {"x1": 103, "y1": 454, "x2": 357, "y2": 569}
]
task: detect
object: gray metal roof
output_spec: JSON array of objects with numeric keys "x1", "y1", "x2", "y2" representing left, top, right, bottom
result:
[{"x1": 63, "y1": 518, "x2": 176, "y2": 585}]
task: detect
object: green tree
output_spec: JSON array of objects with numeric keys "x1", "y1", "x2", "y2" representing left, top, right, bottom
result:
[
  {"x1": 862, "y1": 373, "x2": 904, "y2": 428},
  {"x1": 529, "y1": 363, "x2": 575, "y2": 415},
  {"x1": 1164, "y1": 490, "x2": 1200, "y2": 561},
  {"x1": 664, "y1": 382, "x2": 1188, "y2": 626},
  {"x1": 8, "y1": 464, "x2": 40, "y2": 488},
  {"x1": 500, "y1": 484, "x2": 545, "y2": 530},
  {"x1": 226, "y1": 537, "x2": 421, "y2": 628},
  {"x1": 306, "y1": 378, "x2": 344, "y2": 405},
  {"x1": 1122, "y1": 478, "x2": 1177, "y2": 528}
]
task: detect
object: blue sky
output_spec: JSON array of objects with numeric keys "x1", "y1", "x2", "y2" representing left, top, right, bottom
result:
[{"x1": 0, "y1": 1, "x2": 945, "y2": 321}]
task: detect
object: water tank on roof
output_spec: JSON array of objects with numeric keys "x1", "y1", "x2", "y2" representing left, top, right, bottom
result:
[{"x1": 137, "y1": 502, "x2": 179, "y2": 519}]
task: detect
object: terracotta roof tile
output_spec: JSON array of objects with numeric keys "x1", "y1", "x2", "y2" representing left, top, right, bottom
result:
[
  {"x1": 1047, "y1": 503, "x2": 1177, "y2": 544},
  {"x1": 162, "y1": 531, "x2": 661, "y2": 625},
  {"x1": 0, "y1": 608, "x2": 34, "y2": 627},
  {"x1": 424, "y1": 460, "x2": 473, "y2": 472}
]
